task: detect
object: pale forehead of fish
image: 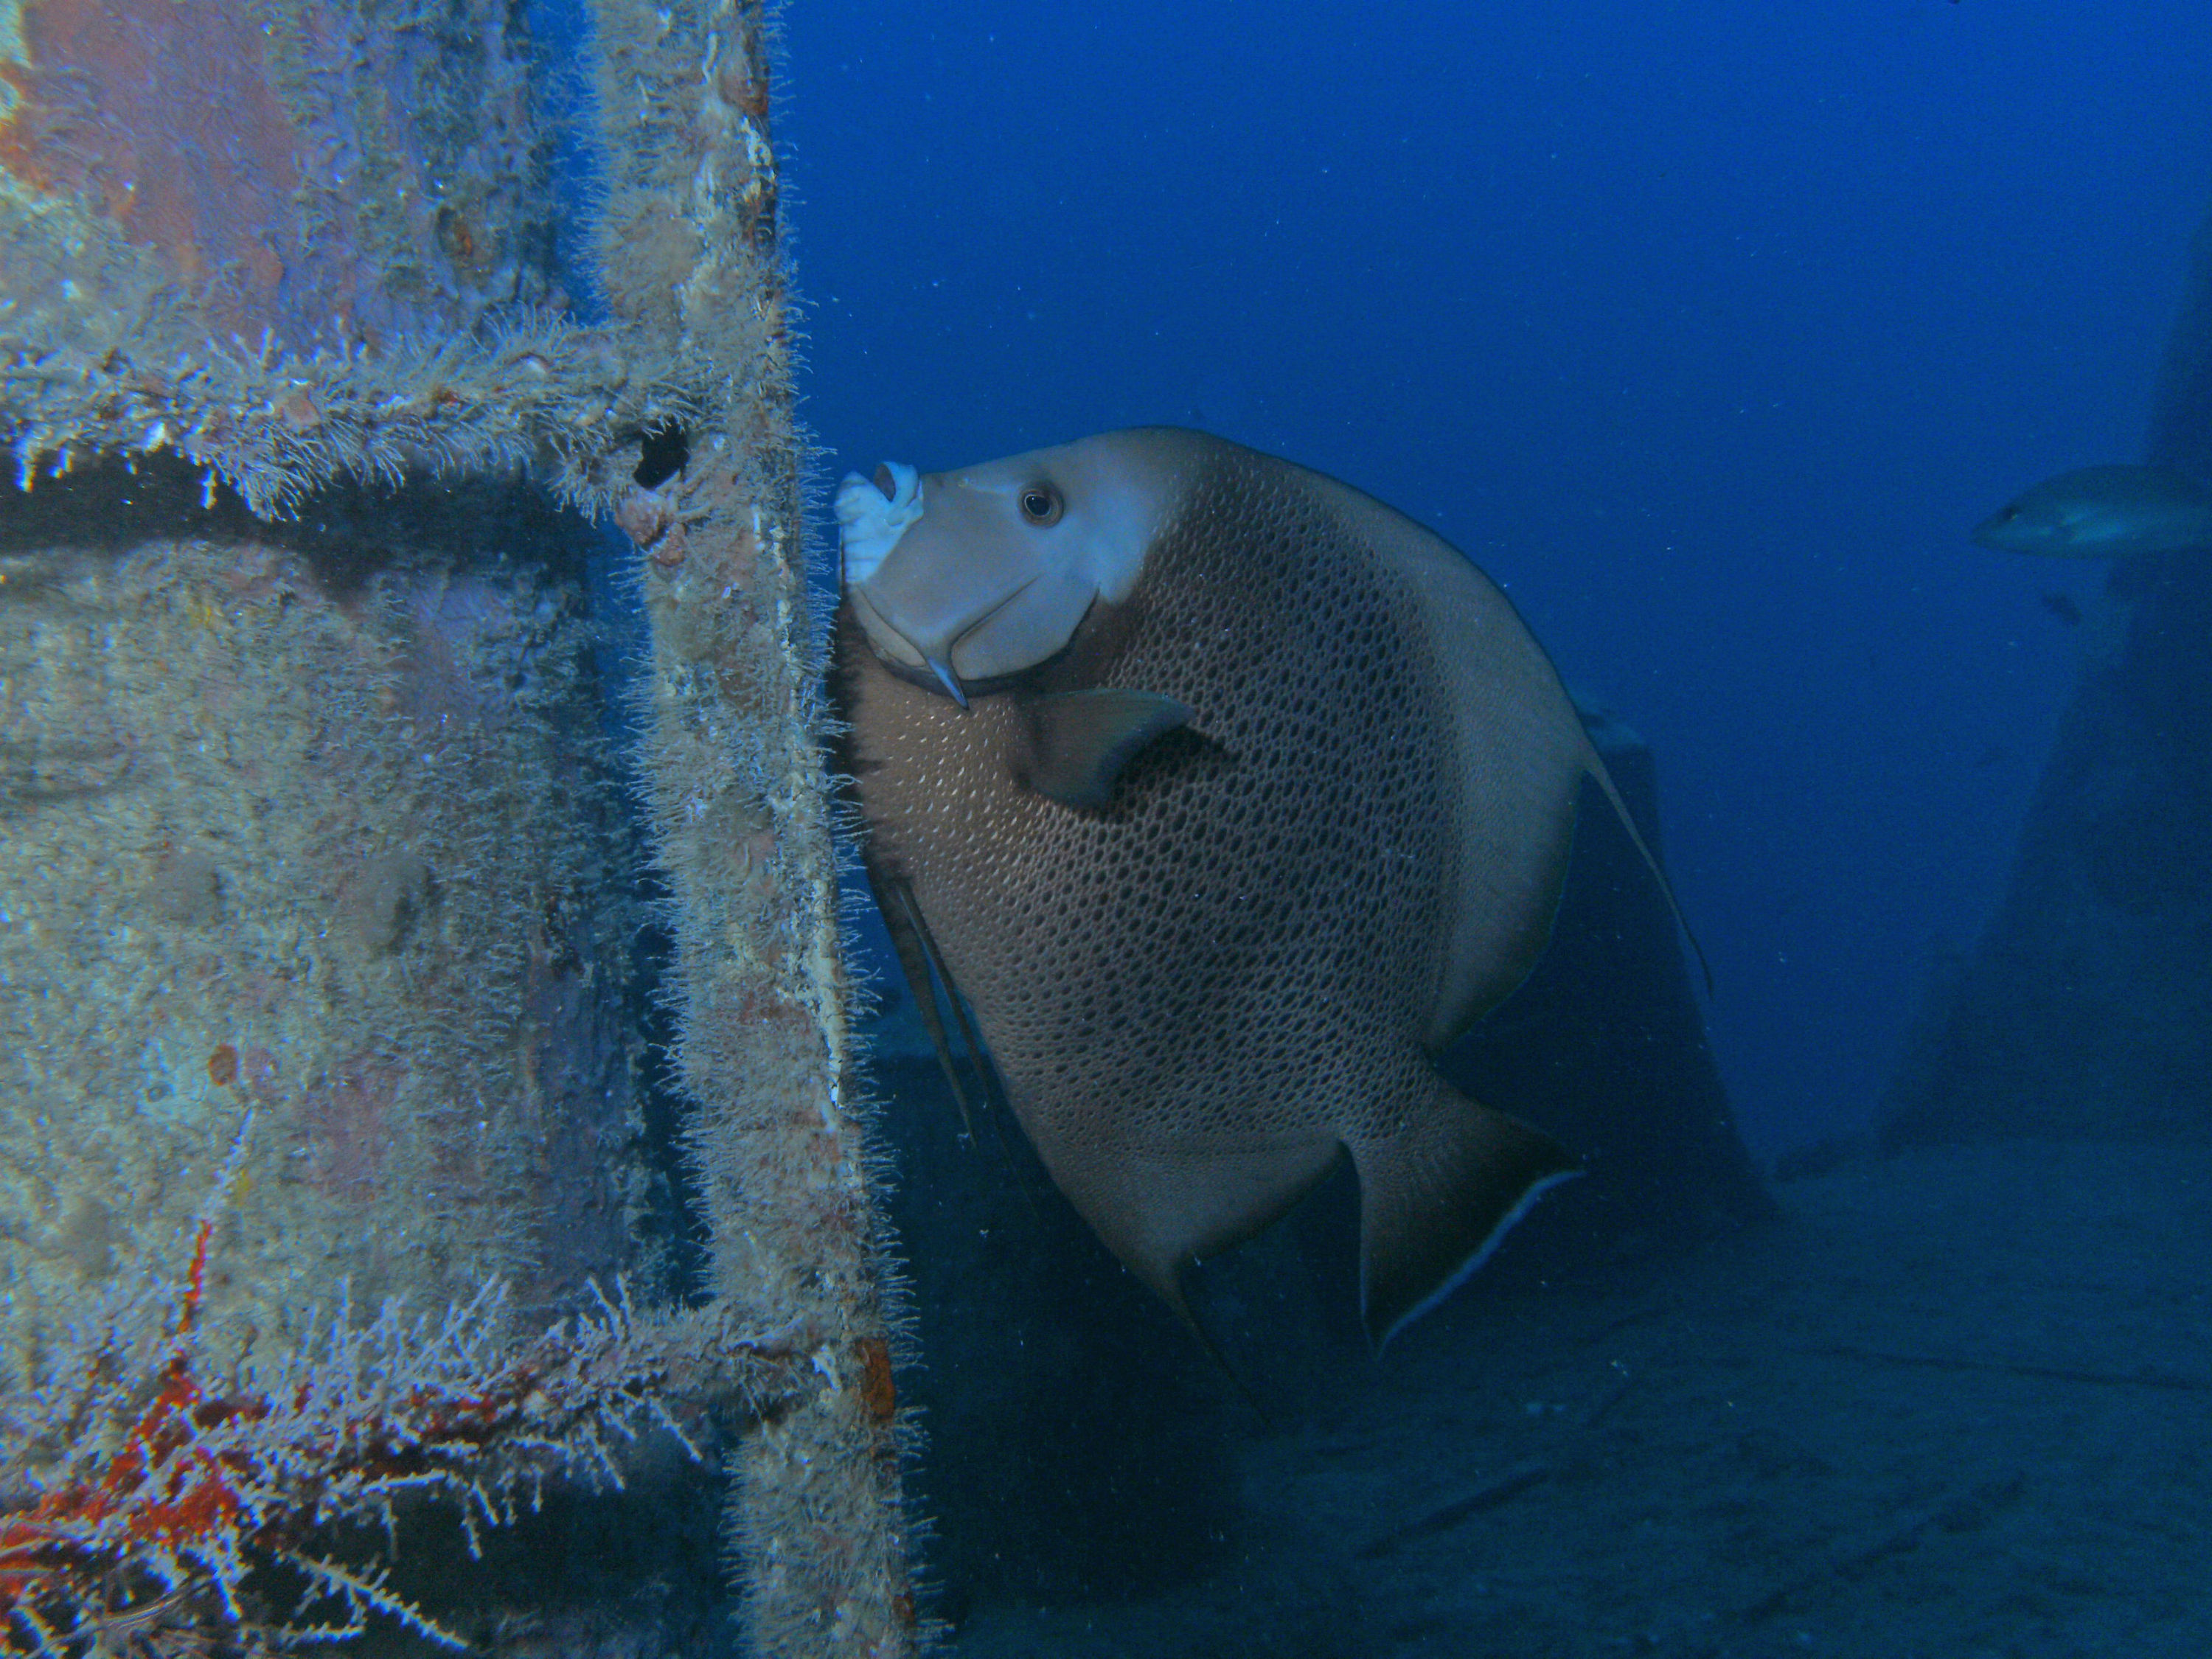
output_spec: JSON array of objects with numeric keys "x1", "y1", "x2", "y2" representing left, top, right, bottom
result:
[{"x1": 838, "y1": 429, "x2": 1203, "y2": 689}]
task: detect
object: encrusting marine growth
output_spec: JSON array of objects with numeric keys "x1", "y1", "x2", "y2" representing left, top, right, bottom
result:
[
  {"x1": 0, "y1": 1120, "x2": 813, "y2": 1656},
  {"x1": 0, "y1": 0, "x2": 924, "y2": 1649}
]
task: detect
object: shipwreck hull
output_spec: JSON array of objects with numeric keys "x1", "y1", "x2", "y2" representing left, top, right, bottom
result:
[
  {"x1": 0, "y1": 466, "x2": 646, "y2": 1371},
  {"x1": 1883, "y1": 204, "x2": 2212, "y2": 1150},
  {"x1": 0, "y1": 2, "x2": 919, "y2": 1655}
]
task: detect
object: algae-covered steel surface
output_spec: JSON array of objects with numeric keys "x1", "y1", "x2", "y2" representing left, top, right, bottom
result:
[
  {"x1": 0, "y1": 475, "x2": 643, "y2": 1368},
  {"x1": 585, "y1": 2, "x2": 923, "y2": 1651},
  {"x1": 0, "y1": 0, "x2": 684, "y2": 518},
  {"x1": 0, "y1": 1, "x2": 919, "y2": 1654}
]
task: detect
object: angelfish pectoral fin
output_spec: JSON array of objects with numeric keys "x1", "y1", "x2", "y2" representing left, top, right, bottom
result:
[
  {"x1": 1013, "y1": 688, "x2": 1193, "y2": 810},
  {"x1": 1346, "y1": 1082, "x2": 1579, "y2": 1350}
]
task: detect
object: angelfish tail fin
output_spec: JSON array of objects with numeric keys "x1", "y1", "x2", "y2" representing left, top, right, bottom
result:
[
  {"x1": 1582, "y1": 745, "x2": 1714, "y2": 996},
  {"x1": 1347, "y1": 1080, "x2": 1580, "y2": 1351}
]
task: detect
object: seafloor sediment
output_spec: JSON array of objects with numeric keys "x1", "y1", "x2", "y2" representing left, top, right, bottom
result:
[{"x1": 922, "y1": 1136, "x2": 2210, "y2": 1658}]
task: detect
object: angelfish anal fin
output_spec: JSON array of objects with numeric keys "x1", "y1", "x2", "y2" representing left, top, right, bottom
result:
[
  {"x1": 1013, "y1": 688, "x2": 1192, "y2": 810},
  {"x1": 1347, "y1": 1081, "x2": 1581, "y2": 1351}
]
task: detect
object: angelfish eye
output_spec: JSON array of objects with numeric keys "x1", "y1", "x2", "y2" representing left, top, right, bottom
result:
[{"x1": 1019, "y1": 484, "x2": 1063, "y2": 526}]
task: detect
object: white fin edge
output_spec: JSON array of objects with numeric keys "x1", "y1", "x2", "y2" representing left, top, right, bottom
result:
[{"x1": 1374, "y1": 1168, "x2": 1584, "y2": 1352}]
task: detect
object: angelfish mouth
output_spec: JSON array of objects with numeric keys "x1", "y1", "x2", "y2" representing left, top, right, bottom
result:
[
  {"x1": 835, "y1": 459, "x2": 925, "y2": 588},
  {"x1": 867, "y1": 470, "x2": 961, "y2": 700},
  {"x1": 836, "y1": 458, "x2": 965, "y2": 706}
]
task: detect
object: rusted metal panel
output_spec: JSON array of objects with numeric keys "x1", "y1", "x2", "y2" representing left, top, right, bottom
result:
[
  {"x1": 0, "y1": 0, "x2": 562, "y2": 347},
  {"x1": 0, "y1": 0, "x2": 658, "y2": 518}
]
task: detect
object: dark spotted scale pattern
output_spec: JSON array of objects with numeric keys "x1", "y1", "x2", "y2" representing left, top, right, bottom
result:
[{"x1": 839, "y1": 442, "x2": 1486, "y2": 1295}]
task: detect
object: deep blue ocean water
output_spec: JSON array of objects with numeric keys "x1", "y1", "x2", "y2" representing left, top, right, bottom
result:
[
  {"x1": 8, "y1": 4, "x2": 2209, "y2": 1652},
  {"x1": 779, "y1": 0, "x2": 2212, "y2": 1164}
]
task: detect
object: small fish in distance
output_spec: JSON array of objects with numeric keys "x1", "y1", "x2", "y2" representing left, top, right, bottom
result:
[{"x1": 1973, "y1": 465, "x2": 2212, "y2": 558}]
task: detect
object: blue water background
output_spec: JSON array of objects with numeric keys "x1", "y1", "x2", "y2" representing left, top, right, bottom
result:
[{"x1": 776, "y1": 1, "x2": 2212, "y2": 1161}]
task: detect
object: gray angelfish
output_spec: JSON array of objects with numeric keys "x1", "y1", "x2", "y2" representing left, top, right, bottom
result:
[
  {"x1": 1973, "y1": 464, "x2": 2212, "y2": 557},
  {"x1": 832, "y1": 428, "x2": 1692, "y2": 1347}
]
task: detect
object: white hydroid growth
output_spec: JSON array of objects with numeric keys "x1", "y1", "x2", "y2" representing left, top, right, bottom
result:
[{"x1": 0, "y1": 1121, "x2": 813, "y2": 1657}]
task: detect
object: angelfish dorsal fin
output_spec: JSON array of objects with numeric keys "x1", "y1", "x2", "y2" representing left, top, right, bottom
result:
[
  {"x1": 1013, "y1": 688, "x2": 1192, "y2": 810},
  {"x1": 1582, "y1": 748, "x2": 1714, "y2": 995}
]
